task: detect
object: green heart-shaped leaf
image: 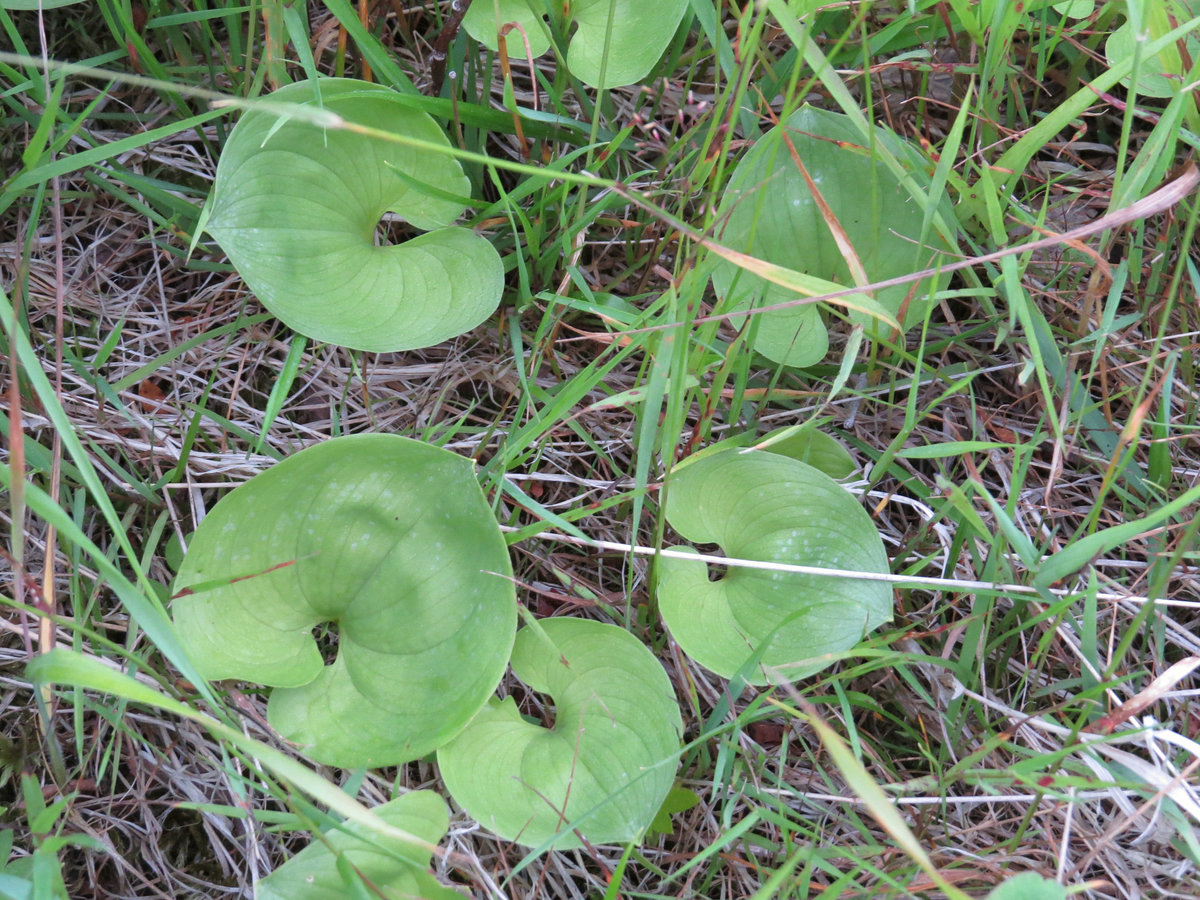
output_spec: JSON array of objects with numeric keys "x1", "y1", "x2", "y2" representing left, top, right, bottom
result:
[
  {"x1": 658, "y1": 450, "x2": 891, "y2": 684},
  {"x1": 647, "y1": 785, "x2": 701, "y2": 836},
  {"x1": 171, "y1": 435, "x2": 517, "y2": 768},
  {"x1": 698, "y1": 425, "x2": 859, "y2": 481},
  {"x1": 437, "y1": 618, "x2": 682, "y2": 850},
  {"x1": 1105, "y1": 2, "x2": 1200, "y2": 98},
  {"x1": 204, "y1": 77, "x2": 503, "y2": 352},
  {"x1": 1050, "y1": 0, "x2": 1094, "y2": 18},
  {"x1": 257, "y1": 791, "x2": 462, "y2": 900},
  {"x1": 712, "y1": 105, "x2": 953, "y2": 367},
  {"x1": 985, "y1": 872, "x2": 1067, "y2": 900},
  {"x1": 462, "y1": 0, "x2": 553, "y2": 59},
  {"x1": 567, "y1": 0, "x2": 689, "y2": 88},
  {"x1": 462, "y1": 0, "x2": 688, "y2": 89}
]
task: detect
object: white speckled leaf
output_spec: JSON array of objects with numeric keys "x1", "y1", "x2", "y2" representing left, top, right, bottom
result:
[
  {"x1": 204, "y1": 78, "x2": 503, "y2": 352},
  {"x1": 171, "y1": 435, "x2": 516, "y2": 767},
  {"x1": 437, "y1": 618, "x2": 682, "y2": 851},
  {"x1": 658, "y1": 450, "x2": 891, "y2": 684}
]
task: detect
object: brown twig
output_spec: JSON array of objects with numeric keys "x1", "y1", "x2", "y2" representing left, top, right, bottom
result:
[{"x1": 430, "y1": 0, "x2": 472, "y2": 95}]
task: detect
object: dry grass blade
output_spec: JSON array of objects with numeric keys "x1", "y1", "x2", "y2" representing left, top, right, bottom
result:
[{"x1": 595, "y1": 163, "x2": 1199, "y2": 337}]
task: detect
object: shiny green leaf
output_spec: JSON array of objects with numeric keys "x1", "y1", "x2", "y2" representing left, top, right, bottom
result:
[
  {"x1": 171, "y1": 435, "x2": 517, "y2": 767},
  {"x1": 204, "y1": 78, "x2": 503, "y2": 352},
  {"x1": 462, "y1": 0, "x2": 689, "y2": 89},
  {"x1": 712, "y1": 106, "x2": 955, "y2": 367},
  {"x1": 438, "y1": 618, "x2": 682, "y2": 850},
  {"x1": 985, "y1": 872, "x2": 1067, "y2": 900},
  {"x1": 658, "y1": 450, "x2": 891, "y2": 684},
  {"x1": 256, "y1": 792, "x2": 462, "y2": 900}
]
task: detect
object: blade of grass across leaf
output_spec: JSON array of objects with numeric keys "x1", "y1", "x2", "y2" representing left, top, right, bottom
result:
[
  {"x1": 608, "y1": 180, "x2": 904, "y2": 330},
  {"x1": 765, "y1": 2, "x2": 959, "y2": 246},
  {"x1": 703, "y1": 239, "x2": 901, "y2": 330},
  {"x1": 775, "y1": 123, "x2": 871, "y2": 291},
  {"x1": 591, "y1": 165, "x2": 1198, "y2": 341}
]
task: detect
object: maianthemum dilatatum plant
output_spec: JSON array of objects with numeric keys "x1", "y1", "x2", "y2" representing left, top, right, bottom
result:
[
  {"x1": 256, "y1": 791, "x2": 461, "y2": 900},
  {"x1": 202, "y1": 77, "x2": 503, "y2": 352},
  {"x1": 713, "y1": 105, "x2": 956, "y2": 367},
  {"x1": 172, "y1": 72, "x2": 904, "y2": 885},
  {"x1": 170, "y1": 428, "x2": 893, "y2": 864},
  {"x1": 462, "y1": 0, "x2": 690, "y2": 89},
  {"x1": 437, "y1": 617, "x2": 682, "y2": 850},
  {"x1": 171, "y1": 434, "x2": 518, "y2": 768},
  {"x1": 170, "y1": 435, "x2": 682, "y2": 855},
  {"x1": 1104, "y1": 0, "x2": 1200, "y2": 99},
  {"x1": 657, "y1": 434, "x2": 892, "y2": 685}
]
